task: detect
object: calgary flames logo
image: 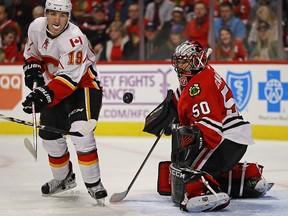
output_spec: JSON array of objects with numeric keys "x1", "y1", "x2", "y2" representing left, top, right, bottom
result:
[{"x1": 42, "y1": 38, "x2": 50, "y2": 50}]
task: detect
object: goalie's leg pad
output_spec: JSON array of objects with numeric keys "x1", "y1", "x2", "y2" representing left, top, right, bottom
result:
[
  {"x1": 157, "y1": 161, "x2": 172, "y2": 196},
  {"x1": 169, "y1": 164, "x2": 230, "y2": 212},
  {"x1": 218, "y1": 162, "x2": 271, "y2": 198}
]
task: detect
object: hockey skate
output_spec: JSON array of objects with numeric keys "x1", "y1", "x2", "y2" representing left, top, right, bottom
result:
[
  {"x1": 180, "y1": 191, "x2": 230, "y2": 212},
  {"x1": 87, "y1": 181, "x2": 108, "y2": 206},
  {"x1": 41, "y1": 170, "x2": 77, "y2": 197}
]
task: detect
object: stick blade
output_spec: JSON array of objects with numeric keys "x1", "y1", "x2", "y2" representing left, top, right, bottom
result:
[
  {"x1": 24, "y1": 138, "x2": 37, "y2": 160},
  {"x1": 77, "y1": 119, "x2": 97, "y2": 136},
  {"x1": 109, "y1": 190, "x2": 128, "y2": 203}
]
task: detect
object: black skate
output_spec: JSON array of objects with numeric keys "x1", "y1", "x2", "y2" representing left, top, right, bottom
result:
[
  {"x1": 41, "y1": 170, "x2": 77, "y2": 196},
  {"x1": 87, "y1": 181, "x2": 107, "y2": 206}
]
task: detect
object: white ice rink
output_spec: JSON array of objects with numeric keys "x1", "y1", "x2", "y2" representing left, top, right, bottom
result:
[{"x1": 0, "y1": 135, "x2": 287, "y2": 216}]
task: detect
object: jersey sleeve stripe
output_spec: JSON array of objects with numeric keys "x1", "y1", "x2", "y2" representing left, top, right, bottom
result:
[{"x1": 200, "y1": 117, "x2": 223, "y2": 132}]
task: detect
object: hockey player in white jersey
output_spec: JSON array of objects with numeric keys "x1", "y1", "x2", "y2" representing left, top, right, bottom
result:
[{"x1": 21, "y1": 0, "x2": 107, "y2": 204}]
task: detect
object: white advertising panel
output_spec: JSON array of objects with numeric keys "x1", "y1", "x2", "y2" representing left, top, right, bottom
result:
[{"x1": 0, "y1": 63, "x2": 287, "y2": 127}]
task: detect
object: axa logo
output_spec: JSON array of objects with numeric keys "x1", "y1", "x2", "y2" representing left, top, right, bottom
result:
[
  {"x1": 226, "y1": 71, "x2": 252, "y2": 112},
  {"x1": 259, "y1": 70, "x2": 288, "y2": 112}
]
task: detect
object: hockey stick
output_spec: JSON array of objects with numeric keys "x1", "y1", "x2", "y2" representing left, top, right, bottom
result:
[
  {"x1": 0, "y1": 114, "x2": 97, "y2": 137},
  {"x1": 26, "y1": 81, "x2": 38, "y2": 160},
  {"x1": 109, "y1": 129, "x2": 165, "y2": 203}
]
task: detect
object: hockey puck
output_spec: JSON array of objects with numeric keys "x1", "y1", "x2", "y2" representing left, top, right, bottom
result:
[{"x1": 123, "y1": 92, "x2": 133, "y2": 104}]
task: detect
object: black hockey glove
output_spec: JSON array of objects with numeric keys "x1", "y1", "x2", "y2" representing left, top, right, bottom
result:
[
  {"x1": 22, "y1": 86, "x2": 54, "y2": 113},
  {"x1": 175, "y1": 125, "x2": 203, "y2": 149},
  {"x1": 23, "y1": 61, "x2": 45, "y2": 90}
]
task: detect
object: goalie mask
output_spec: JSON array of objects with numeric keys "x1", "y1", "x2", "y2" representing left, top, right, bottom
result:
[{"x1": 172, "y1": 40, "x2": 208, "y2": 87}]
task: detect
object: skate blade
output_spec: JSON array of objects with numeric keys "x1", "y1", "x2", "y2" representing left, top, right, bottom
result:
[
  {"x1": 42, "y1": 182, "x2": 77, "y2": 197},
  {"x1": 93, "y1": 198, "x2": 105, "y2": 207}
]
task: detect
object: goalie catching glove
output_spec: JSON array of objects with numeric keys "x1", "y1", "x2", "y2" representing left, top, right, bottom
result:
[
  {"x1": 23, "y1": 61, "x2": 45, "y2": 90},
  {"x1": 143, "y1": 89, "x2": 179, "y2": 136},
  {"x1": 22, "y1": 86, "x2": 54, "y2": 113}
]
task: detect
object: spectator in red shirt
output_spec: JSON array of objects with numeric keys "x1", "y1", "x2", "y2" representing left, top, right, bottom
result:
[
  {"x1": 124, "y1": 2, "x2": 150, "y2": 47},
  {"x1": 215, "y1": 27, "x2": 247, "y2": 61},
  {"x1": 0, "y1": 3, "x2": 21, "y2": 41},
  {"x1": 184, "y1": 1, "x2": 209, "y2": 48},
  {"x1": 98, "y1": 21, "x2": 135, "y2": 61},
  {"x1": 0, "y1": 25, "x2": 18, "y2": 63}
]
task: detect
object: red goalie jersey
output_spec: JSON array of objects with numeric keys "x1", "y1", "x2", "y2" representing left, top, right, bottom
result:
[
  {"x1": 174, "y1": 64, "x2": 254, "y2": 149},
  {"x1": 23, "y1": 17, "x2": 101, "y2": 106}
]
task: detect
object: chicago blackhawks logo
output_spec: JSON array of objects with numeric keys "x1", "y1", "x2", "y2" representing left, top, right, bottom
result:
[{"x1": 189, "y1": 83, "x2": 201, "y2": 97}]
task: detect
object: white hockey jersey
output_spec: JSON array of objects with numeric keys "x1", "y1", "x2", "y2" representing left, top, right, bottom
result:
[{"x1": 24, "y1": 17, "x2": 101, "y2": 106}]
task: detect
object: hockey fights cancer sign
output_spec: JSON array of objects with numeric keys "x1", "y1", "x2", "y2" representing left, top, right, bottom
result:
[{"x1": 0, "y1": 74, "x2": 22, "y2": 109}]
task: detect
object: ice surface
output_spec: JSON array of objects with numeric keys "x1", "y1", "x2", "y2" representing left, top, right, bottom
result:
[{"x1": 0, "y1": 135, "x2": 287, "y2": 216}]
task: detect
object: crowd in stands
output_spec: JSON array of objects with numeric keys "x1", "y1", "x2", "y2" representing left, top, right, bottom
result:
[{"x1": 0, "y1": 0, "x2": 287, "y2": 63}]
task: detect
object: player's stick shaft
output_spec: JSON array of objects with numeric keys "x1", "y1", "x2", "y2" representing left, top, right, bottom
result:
[
  {"x1": 31, "y1": 81, "x2": 38, "y2": 160},
  {"x1": 109, "y1": 129, "x2": 164, "y2": 203},
  {"x1": 0, "y1": 113, "x2": 96, "y2": 137}
]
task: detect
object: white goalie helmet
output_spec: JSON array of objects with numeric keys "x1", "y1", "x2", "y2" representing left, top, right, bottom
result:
[
  {"x1": 45, "y1": 0, "x2": 72, "y2": 18},
  {"x1": 172, "y1": 40, "x2": 208, "y2": 78}
]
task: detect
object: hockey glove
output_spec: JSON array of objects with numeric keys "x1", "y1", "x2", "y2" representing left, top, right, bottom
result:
[
  {"x1": 23, "y1": 61, "x2": 45, "y2": 90},
  {"x1": 22, "y1": 86, "x2": 54, "y2": 113},
  {"x1": 176, "y1": 125, "x2": 203, "y2": 149}
]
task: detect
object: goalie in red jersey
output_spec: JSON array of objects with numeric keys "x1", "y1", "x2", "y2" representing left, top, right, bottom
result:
[
  {"x1": 21, "y1": 0, "x2": 107, "y2": 204},
  {"x1": 144, "y1": 40, "x2": 272, "y2": 212}
]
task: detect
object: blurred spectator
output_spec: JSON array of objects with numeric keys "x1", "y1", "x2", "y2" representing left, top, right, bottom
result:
[
  {"x1": 247, "y1": 5, "x2": 277, "y2": 52},
  {"x1": 108, "y1": 0, "x2": 134, "y2": 24},
  {"x1": 249, "y1": 21, "x2": 278, "y2": 60},
  {"x1": 145, "y1": 0, "x2": 175, "y2": 29},
  {"x1": 231, "y1": 0, "x2": 251, "y2": 25},
  {"x1": 124, "y1": 2, "x2": 150, "y2": 47},
  {"x1": 156, "y1": 6, "x2": 186, "y2": 48},
  {"x1": 152, "y1": 24, "x2": 185, "y2": 60},
  {"x1": 19, "y1": 5, "x2": 44, "y2": 53},
  {"x1": 144, "y1": 22, "x2": 160, "y2": 60},
  {"x1": 71, "y1": 0, "x2": 93, "y2": 20},
  {"x1": 214, "y1": 0, "x2": 251, "y2": 26},
  {"x1": 215, "y1": 27, "x2": 247, "y2": 61},
  {"x1": 98, "y1": 21, "x2": 135, "y2": 61},
  {"x1": 6, "y1": 0, "x2": 40, "y2": 29},
  {"x1": 80, "y1": 3, "x2": 110, "y2": 50},
  {"x1": 248, "y1": 0, "x2": 277, "y2": 25},
  {"x1": 184, "y1": 2, "x2": 209, "y2": 48},
  {"x1": 0, "y1": 3, "x2": 21, "y2": 41},
  {"x1": 0, "y1": 25, "x2": 18, "y2": 63},
  {"x1": 214, "y1": 1, "x2": 247, "y2": 42}
]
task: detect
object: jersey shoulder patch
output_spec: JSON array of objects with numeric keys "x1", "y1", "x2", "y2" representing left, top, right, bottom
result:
[
  {"x1": 69, "y1": 36, "x2": 83, "y2": 48},
  {"x1": 189, "y1": 83, "x2": 201, "y2": 97}
]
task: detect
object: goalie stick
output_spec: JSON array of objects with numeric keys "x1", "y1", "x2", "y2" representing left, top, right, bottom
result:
[
  {"x1": 0, "y1": 114, "x2": 97, "y2": 137},
  {"x1": 109, "y1": 128, "x2": 165, "y2": 203}
]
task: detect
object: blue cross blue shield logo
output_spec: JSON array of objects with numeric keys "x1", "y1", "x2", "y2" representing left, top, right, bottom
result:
[
  {"x1": 259, "y1": 70, "x2": 288, "y2": 112},
  {"x1": 226, "y1": 71, "x2": 252, "y2": 112}
]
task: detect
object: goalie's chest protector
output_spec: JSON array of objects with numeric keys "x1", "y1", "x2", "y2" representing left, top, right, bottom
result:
[
  {"x1": 177, "y1": 67, "x2": 223, "y2": 126},
  {"x1": 177, "y1": 67, "x2": 227, "y2": 148}
]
